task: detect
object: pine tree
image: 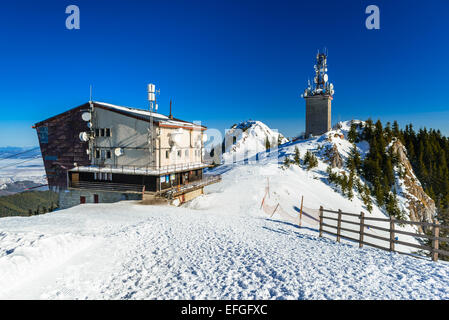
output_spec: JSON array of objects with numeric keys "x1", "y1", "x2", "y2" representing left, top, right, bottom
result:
[
  {"x1": 348, "y1": 123, "x2": 358, "y2": 143},
  {"x1": 293, "y1": 147, "x2": 301, "y2": 165},
  {"x1": 265, "y1": 136, "x2": 270, "y2": 150}
]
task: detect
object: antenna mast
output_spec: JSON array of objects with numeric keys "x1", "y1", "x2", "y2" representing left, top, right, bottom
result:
[{"x1": 147, "y1": 83, "x2": 159, "y2": 168}]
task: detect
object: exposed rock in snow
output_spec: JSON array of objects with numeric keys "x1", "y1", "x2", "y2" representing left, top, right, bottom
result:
[
  {"x1": 324, "y1": 144, "x2": 343, "y2": 168},
  {"x1": 390, "y1": 139, "x2": 436, "y2": 231}
]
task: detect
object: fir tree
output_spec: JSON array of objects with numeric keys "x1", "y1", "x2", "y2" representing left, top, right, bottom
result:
[{"x1": 293, "y1": 147, "x2": 301, "y2": 165}]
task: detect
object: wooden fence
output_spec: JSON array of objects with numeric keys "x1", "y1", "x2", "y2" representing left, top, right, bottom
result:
[{"x1": 318, "y1": 206, "x2": 449, "y2": 262}]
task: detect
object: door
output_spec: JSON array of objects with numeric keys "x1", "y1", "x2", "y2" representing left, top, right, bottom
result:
[
  {"x1": 80, "y1": 196, "x2": 86, "y2": 204},
  {"x1": 72, "y1": 173, "x2": 79, "y2": 187},
  {"x1": 94, "y1": 194, "x2": 99, "y2": 203}
]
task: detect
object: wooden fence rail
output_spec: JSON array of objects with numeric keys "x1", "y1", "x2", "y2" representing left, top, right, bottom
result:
[{"x1": 318, "y1": 206, "x2": 449, "y2": 262}]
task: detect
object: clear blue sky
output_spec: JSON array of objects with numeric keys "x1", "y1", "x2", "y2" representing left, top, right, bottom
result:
[{"x1": 0, "y1": 0, "x2": 448, "y2": 146}]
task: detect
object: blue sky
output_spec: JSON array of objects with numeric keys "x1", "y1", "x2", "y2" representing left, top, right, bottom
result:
[{"x1": 0, "y1": 0, "x2": 448, "y2": 146}]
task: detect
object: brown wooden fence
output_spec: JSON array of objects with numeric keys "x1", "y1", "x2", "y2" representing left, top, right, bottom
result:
[{"x1": 318, "y1": 206, "x2": 449, "y2": 262}]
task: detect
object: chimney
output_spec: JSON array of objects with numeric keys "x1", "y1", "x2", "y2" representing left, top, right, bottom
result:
[{"x1": 169, "y1": 100, "x2": 173, "y2": 119}]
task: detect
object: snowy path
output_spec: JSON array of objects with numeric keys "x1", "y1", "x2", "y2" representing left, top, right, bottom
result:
[{"x1": 1, "y1": 202, "x2": 448, "y2": 300}]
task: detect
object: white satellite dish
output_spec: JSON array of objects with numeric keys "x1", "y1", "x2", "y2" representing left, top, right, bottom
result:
[
  {"x1": 323, "y1": 74, "x2": 328, "y2": 83},
  {"x1": 79, "y1": 132, "x2": 89, "y2": 142},
  {"x1": 81, "y1": 112, "x2": 91, "y2": 121},
  {"x1": 114, "y1": 148, "x2": 124, "y2": 157},
  {"x1": 330, "y1": 83, "x2": 334, "y2": 90}
]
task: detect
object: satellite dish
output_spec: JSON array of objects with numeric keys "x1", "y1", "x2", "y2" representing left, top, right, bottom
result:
[
  {"x1": 323, "y1": 74, "x2": 328, "y2": 83},
  {"x1": 330, "y1": 83, "x2": 334, "y2": 90},
  {"x1": 87, "y1": 122, "x2": 92, "y2": 129},
  {"x1": 114, "y1": 148, "x2": 124, "y2": 157},
  {"x1": 81, "y1": 112, "x2": 91, "y2": 121},
  {"x1": 79, "y1": 132, "x2": 89, "y2": 142}
]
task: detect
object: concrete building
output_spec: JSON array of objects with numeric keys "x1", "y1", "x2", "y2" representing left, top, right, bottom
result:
[
  {"x1": 302, "y1": 51, "x2": 334, "y2": 137},
  {"x1": 34, "y1": 98, "x2": 220, "y2": 209}
]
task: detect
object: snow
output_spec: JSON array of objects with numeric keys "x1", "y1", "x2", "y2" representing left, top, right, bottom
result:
[
  {"x1": 0, "y1": 121, "x2": 447, "y2": 299},
  {"x1": 220, "y1": 120, "x2": 288, "y2": 164},
  {"x1": 0, "y1": 157, "x2": 46, "y2": 186},
  {"x1": 0, "y1": 199, "x2": 448, "y2": 299}
]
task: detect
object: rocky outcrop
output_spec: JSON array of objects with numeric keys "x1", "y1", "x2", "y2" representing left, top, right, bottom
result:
[
  {"x1": 324, "y1": 144, "x2": 343, "y2": 168},
  {"x1": 390, "y1": 139, "x2": 436, "y2": 231}
]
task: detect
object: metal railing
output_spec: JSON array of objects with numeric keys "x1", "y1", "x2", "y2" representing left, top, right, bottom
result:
[
  {"x1": 162, "y1": 175, "x2": 222, "y2": 199},
  {"x1": 70, "y1": 181, "x2": 144, "y2": 193},
  {"x1": 71, "y1": 162, "x2": 210, "y2": 175}
]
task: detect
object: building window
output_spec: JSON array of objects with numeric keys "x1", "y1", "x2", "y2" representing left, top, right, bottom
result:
[
  {"x1": 95, "y1": 149, "x2": 100, "y2": 158},
  {"x1": 177, "y1": 150, "x2": 181, "y2": 158},
  {"x1": 185, "y1": 150, "x2": 189, "y2": 157},
  {"x1": 100, "y1": 128, "x2": 105, "y2": 137},
  {"x1": 105, "y1": 128, "x2": 111, "y2": 137},
  {"x1": 166, "y1": 150, "x2": 169, "y2": 159},
  {"x1": 95, "y1": 129, "x2": 100, "y2": 137},
  {"x1": 100, "y1": 150, "x2": 106, "y2": 159},
  {"x1": 106, "y1": 150, "x2": 111, "y2": 159}
]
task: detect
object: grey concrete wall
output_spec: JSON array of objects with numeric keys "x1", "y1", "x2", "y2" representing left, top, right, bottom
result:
[
  {"x1": 59, "y1": 189, "x2": 142, "y2": 209},
  {"x1": 305, "y1": 95, "x2": 331, "y2": 136}
]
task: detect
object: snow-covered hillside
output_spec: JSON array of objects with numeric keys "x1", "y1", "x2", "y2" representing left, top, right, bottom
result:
[
  {"x1": 207, "y1": 120, "x2": 288, "y2": 164},
  {"x1": 0, "y1": 148, "x2": 46, "y2": 194},
  {"x1": 0, "y1": 124, "x2": 447, "y2": 299}
]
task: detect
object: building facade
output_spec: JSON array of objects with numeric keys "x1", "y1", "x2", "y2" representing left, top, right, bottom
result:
[{"x1": 34, "y1": 101, "x2": 219, "y2": 208}]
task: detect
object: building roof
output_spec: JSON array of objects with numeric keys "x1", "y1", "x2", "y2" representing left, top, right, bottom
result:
[{"x1": 34, "y1": 101, "x2": 207, "y2": 130}]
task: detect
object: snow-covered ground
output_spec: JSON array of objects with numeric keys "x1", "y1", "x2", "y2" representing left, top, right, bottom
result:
[
  {"x1": 0, "y1": 125, "x2": 448, "y2": 299},
  {"x1": 0, "y1": 157, "x2": 46, "y2": 188},
  {"x1": 0, "y1": 161, "x2": 448, "y2": 299}
]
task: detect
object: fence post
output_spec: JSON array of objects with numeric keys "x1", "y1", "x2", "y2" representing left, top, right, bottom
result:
[
  {"x1": 390, "y1": 217, "x2": 395, "y2": 252},
  {"x1": 336, "y1": 209, "x2": 342, "y2": 242},
  {"x1": 359, "y1": 211, "x2": 365, "y2": 248},
  {"x1": 432, "y1": 219, "x2": 440, "y2": 262},
  {"x1": 299, "y1": 196, "x2": 304, "y2": 227},
  {"x1": 319, "y1": 206, "x2": 324, "y2": 237}
]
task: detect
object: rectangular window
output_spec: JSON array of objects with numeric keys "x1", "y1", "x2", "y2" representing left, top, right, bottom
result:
[
  {"x1": 105, "y1": 128, "x2": 111, "y2": 137},
  {"x1": 177, "y1": 150, "x2": 181, "y2": 158},
  {"x1": 95, "y1": 149, "x2": 100, "y2": 158},
  {"x1": 100, "y1": 128, "x2": 105, "y2": 137},
  {"x1": 166, "y1": 150, "x2": 169, "y2": 159},
  {"x1": 185, "y1": 150, "x2": 189, "y2": 157},
  {"x1": 106, "y1": 150, "x2": 111, "y2": 159}
]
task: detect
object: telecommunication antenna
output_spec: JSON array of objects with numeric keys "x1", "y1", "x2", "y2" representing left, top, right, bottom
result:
[{"x1": 147, "y1": 83, "x2": 160, "y2": 167}]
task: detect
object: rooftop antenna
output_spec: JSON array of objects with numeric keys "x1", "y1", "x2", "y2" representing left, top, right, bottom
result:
[
  {"x1": 147, "y1": 83, "x2": 160, "y2": 167},
  {"x1": 89, "y1": 85, "x2": 93, "y2": 102},
  {"x1": 169, "y1": 99, "x2": 173, "y2": 119}
]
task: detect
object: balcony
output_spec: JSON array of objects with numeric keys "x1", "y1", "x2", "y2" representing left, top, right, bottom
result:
[{"x1": 70, "y1": 162, "x2": 211, "y2": 176}]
